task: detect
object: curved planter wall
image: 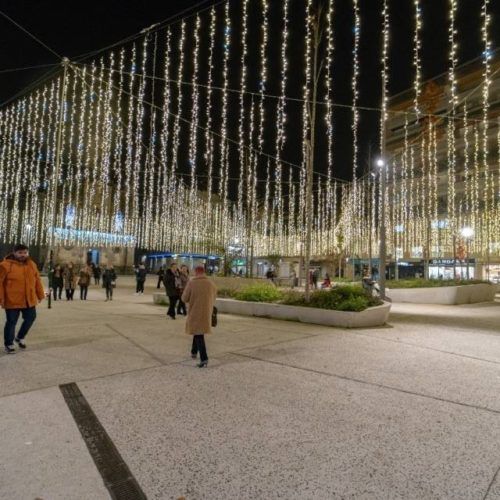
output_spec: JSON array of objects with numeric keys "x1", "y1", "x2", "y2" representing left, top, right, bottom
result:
[
  {"x1": 387, "y1": 284, "x2": 496, "y2": 305},
  {"x1": 214, "y1": 298, "x2": 391, "y2": 328}
]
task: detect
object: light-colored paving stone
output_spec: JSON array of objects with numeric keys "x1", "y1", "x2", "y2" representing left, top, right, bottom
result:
[
  {"x1": 0, "y1": 387, "x2": 109, "y2": 500},
  {"x1": 0, "y1": 275, "x2": 499, "y2": 499}
]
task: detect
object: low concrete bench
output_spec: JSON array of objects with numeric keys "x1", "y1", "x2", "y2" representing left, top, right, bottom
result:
[
  {"x1": 153, "y1": 293, "x2": 169, "y2": 305},
  {"x1": 387, "y1": 284, "x2": 496, "y2": 305}
]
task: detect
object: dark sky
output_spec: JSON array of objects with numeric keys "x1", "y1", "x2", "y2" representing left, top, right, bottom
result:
[{"x1": 1, "y1": 0, "x2": 498, "y2": 183}]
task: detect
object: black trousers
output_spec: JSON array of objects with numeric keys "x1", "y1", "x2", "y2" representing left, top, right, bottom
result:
[
  {"x1": 80, "y1": 286, "x2": 88, "y2": 300},
  {"x1": 105, "y1": 285, "x2": 113, "y2": 299},
  {"x1": 53, "y1": 284, "x2": 63, "y2": 300},
  {"x1": 191, "y1": 335, "x2": 208, "y2": 362},
  {"x1": 157, "y1": 277, "x2": 163, "y2": 289},
  {"x1": 136, "y1": 281, "x2": 145, "y2": 293},
  {"x1": 65, "y1": 288, "x2": 75, "y2": 300},
  {"x1": 167, "y1": 295, "x2": 179, "y2": 317},
  {"x1": 94, "y1": 276, "x2": 100, "y2": 285},
  {"x1": 177, "y1": 298, "x2": 187, "y2": 315}
]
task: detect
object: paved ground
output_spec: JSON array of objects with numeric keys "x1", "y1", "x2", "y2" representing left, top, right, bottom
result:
[{"x1": 1, "y1": 276, "x2": 500, "y2": 499}]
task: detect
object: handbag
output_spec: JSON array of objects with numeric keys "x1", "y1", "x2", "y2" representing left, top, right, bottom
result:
[
  {"x1": 111, "y1": 280, "x2": 117, "y2": 288},
  {"x1": 211, "y1": 306, "x2": 218, "y2": 327}
]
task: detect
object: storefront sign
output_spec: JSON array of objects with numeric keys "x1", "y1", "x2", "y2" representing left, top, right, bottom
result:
[{"x1": 430, "y1": 258, "x2": 475, "y2": 266}]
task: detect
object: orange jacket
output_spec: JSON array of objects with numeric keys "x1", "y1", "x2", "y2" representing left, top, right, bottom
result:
[{"x1": 0, "y1": 256, "x2": 45, "y2": 309}]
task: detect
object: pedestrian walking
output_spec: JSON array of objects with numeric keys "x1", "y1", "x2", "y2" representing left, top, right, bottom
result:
[
  {"x1": 135, "y1": 264, "x2": 147, "y2": 295},
  {"x1": 164, "y1": 263, "x2": 181, "y2": 319},
  {"x1": 64, "y1": 262, "x2": 77, "y2": 300},
  {"x1": 156, "y1": 266, "x2": 165, "y2": 289},
  {"x1": 93, "y1": 264, "x2": 102, "y2": 286},
  {"x1": 312, "y1": 269, "x2": 319, "y2": 290},
  {"x1": 181, "y1": 266, "x2": 217, "y2": 368},
  {"x1": 78, "y1": 265, "x2": 92, "y2": 300},
  {"x1": 0, "y1": 244, "x2": 46, "y2": 354},
  {"x1": 176, "y1": 265, "x2": 190, "y2": 316},
  {"x1": 102, "y1": 265, "x2": 117, "y2": 301},
  {"x1": 52, "y1": 264, "x2": 64, "y2": 300}
]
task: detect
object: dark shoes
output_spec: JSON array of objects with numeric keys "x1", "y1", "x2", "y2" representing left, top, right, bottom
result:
[
  {"x1": 197, "y1": 360, "x2": 208, "y2": 368},
  {"x1": 167, "y1": 313, "x2": 175, "y2": 320},
  {"x1": 4, "y1": 345, "x2": 16, "y2": 354},
  {"x1": 14, "y1": 337, "x2": 26, "y2": 349},
  {"x1": 191, "y1": 353, "x2": 197, "y2": 359}
]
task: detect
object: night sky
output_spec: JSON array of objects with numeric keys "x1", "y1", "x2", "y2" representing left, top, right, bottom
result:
[{"x1": 1, "y1": 0, "x2": 499, "y2": 184}]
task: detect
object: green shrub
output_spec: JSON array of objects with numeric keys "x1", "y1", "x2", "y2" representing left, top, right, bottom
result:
[
  {"x1": 335, "y1": 296, "x2": 370, "y2": 312},
  {"x1": 280, "y1": 284, "x2": 381, "y2": 312},
  {"x1": 217, "y1": 287, "x2": 237, "y2": 298},
  {"x1": 386, "y1": 278, "x2": 489, "y2": 289},
  {"x1": 235, "y1": 283, "x2": 283, "y2": 302},
  {"x1": 280, "y1": 290, "x2": 305, "y2": 306}
]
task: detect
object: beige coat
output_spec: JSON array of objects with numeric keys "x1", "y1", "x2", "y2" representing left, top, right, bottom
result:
[{"x1": 181, "y1": 276, "x2": 217, "y2": 335}]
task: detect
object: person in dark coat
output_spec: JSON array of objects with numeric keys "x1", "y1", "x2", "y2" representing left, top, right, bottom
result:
[
  {"x1": 93, "y1": 265, "x2": 102, "y2": 285},
  {"x1": 164, "y1": 263, "x2": 181, "y2": 319},
  {"x1": 135, "y1": 264, "x2": 147, "y2": 294},
  {"x1": 157, "y1": 266, "x2": 165, "y2": 289},
  {"x1": 312, "y1": 269, "x2": 320, "y2": 289},
  {"x1": 102, "y1": 265, "x2": 117, "y2": 301},
  {"x1": 52, "y1": 264, "x2": 64, "y2": 300}
]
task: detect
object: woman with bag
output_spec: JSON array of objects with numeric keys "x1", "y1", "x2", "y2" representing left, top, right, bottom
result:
[
  {"x1": 102, "y1": 264, "x2": 117, "y2": 301},
  {"x1": 181, "y1": 266, "x2": 217, "y2": 368}
]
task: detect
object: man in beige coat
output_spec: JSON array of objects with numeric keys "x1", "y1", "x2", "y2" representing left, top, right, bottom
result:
[{"x1": 181, "y1": 266, "x2": 217, "y2": 368}]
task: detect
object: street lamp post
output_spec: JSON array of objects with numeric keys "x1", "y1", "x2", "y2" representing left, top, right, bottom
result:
[{"x1": 377, "y1": 158, "x2": 387, "y2": 300}]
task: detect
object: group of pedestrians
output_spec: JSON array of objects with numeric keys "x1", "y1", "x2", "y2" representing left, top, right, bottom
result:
[
  {"x1": 164, "y1": 263, "x2": 190, "y2": 319},
  {"x1": 51, "y1": 262, "x2": 91, "y2": 301},
  {"x1": 1, "y1": 243, "x2": 218, "y2": 368},
  {"x1": 50, "y1": 262, "x2": 116, "y2": 302}
]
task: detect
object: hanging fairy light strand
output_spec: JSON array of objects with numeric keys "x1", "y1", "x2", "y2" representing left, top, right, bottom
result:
[
  {"x1": 351, "y1": 0, "x2": 361, "y2": 255},
  {"x1": 325, "y1": 0, "x2": 334, "y2": 241},
  {"x1": 447, "y1": 0, "x2": 458, "y2": 237}
]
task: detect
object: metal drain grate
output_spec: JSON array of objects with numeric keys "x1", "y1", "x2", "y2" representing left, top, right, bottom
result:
[{"x1": 60, "y1": 383, "x2": 147, "y2": 500}]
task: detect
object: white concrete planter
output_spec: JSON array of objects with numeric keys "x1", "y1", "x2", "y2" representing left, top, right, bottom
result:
[
  {"x1": 387, "y1": 283, "x2": 496, "y2": 305},
  {"x1": 214, "y1": 298, "x2": 391, "y2": 328},
  {"x1": 153, "y1": 293, "x2": 169, "y2": 305}
]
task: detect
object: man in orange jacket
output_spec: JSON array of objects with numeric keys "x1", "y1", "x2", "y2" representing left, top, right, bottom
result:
[{"x1": 0, "y1": 244, "x2": 46, "y2": 354}]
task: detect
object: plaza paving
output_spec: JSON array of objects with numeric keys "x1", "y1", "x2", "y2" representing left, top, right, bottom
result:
[{"x1": 1, "y1": 276, "x2": 500, "y2": 499}]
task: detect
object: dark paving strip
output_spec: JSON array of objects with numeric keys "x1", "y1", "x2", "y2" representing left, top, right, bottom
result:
[
  {"x1": 231, "y1": 352, "x2": 500, "y2": 417},
  {"x1": 60, "y1": 382, "x2": 147, "y2": 500},
  {"x1": 483, "y1": 464, "x2": 500, "y2": 500}
]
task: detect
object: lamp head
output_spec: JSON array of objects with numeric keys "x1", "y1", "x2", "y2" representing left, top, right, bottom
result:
[{"x1": 461, "y1": 227, "x2": 474, "y2": 239}]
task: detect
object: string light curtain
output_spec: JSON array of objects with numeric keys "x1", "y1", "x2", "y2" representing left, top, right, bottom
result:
[{"x1": 0, "y1": 0, "x2": 498, "y2": 264}]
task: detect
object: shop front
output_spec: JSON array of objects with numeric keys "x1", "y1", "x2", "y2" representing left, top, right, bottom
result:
[
  {"x1": 483, "y1": 263, "x2": 500, "y2": 283},
  {"x1": 429, "y1": 258, "x2": 475, "y2": 280},
  {"x1": 145, "y1": 252, "x2": 221, "y2": 274}
]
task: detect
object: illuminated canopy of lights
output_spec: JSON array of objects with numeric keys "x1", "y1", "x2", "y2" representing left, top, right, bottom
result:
[{"x1": 0, "y1": 0, "x2": 498, "y2": 264}]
